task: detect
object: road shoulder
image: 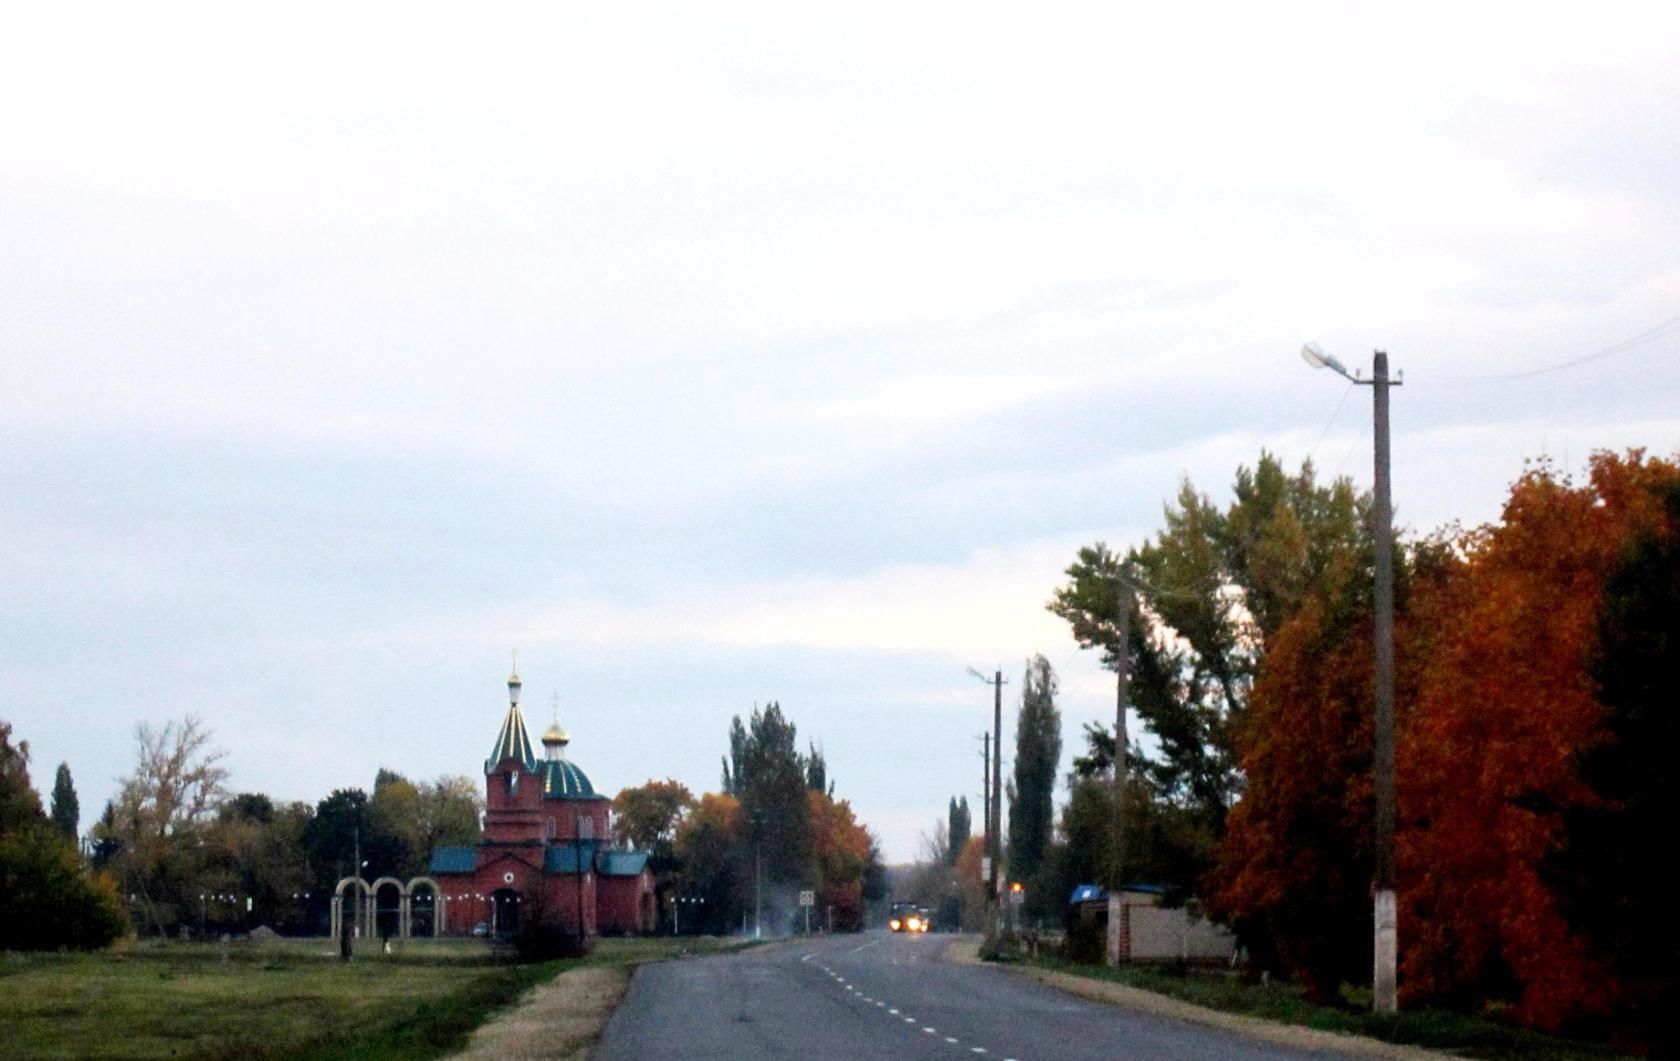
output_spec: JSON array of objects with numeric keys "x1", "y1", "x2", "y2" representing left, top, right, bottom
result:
[
  {"x1": 448, "y1": 964, "x2": 629, "y2": 1061},
  {"x1": 939, "y1": 936, "x2": 1439, "y2": 1060}
]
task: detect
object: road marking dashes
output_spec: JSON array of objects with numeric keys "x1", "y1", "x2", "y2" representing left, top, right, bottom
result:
[{"x1": 811, "y1": 942, "x2": 1020, "y2": 1061}]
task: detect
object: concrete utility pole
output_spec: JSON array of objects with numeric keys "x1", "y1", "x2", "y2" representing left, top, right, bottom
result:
[
  {"x1": 1370, "y1": 351, "x2": 1399, "y2": 1015},
  {"x1": 980, "y1": 732, "x2": 990, "y2": 860},
  {"x1": 1112, "y1": 585, "x2": 1130, "y2": 887},
  {"x1": 1300, "y1": 342, "x2": 1402, "y2": 1013},
  {"x1": 967, "y1": 667, "x2": 1008, "y2": 946},
  {"x1": 1107, "y1": 584, "x2": 1132, "y2": 967},
  {"x1": 990, "y1": 669, "x2": 1003, "y2": 935}
]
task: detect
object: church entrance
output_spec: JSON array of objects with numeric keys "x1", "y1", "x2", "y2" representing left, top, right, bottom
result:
[{"x1": 491, "y1": 889, "x2": 520, "y2": 937}]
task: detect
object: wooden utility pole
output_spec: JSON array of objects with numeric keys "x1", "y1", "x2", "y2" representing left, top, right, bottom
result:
[{"x1": 980, "y1": 732, "x2": 990, "y2": 860}]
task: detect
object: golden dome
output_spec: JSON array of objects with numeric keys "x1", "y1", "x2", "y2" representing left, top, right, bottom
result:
[{"x1": 541, "y1": 722, "x2": 570, "y2": 746}]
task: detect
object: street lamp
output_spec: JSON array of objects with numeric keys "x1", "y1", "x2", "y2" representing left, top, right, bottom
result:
[{"x1": 1301, "y1": 342, "x2": 1401, "y2": 1014}]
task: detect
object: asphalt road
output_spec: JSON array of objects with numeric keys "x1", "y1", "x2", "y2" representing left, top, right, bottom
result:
[{"x1": 593, "y1": 930, "x2": 1354, "y2": 1060}]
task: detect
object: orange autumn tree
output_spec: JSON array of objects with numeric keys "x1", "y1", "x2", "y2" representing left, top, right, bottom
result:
[
  {"x1": 1218, "y1": 450, "x2": 1680, "y2": 1028},
  {"x1": 672, "y1": 792, "x2": 745, "y2": 934},
  {"x1": 1401, "y1": 452, "x2": 1679, "y2": 1030},
  {"x1": 806, "y1": 789, "x2": 875, "y2": 930},
  {"x1": 1209, "y1": 534, "x2": 1459, "y2": 1001}
]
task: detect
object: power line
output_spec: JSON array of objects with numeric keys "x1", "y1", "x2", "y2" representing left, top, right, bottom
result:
[
  {"x1": 1419, "y1": 310, "x2": 1680, "y2": 385},
  {"x1": 1305, "y1": 378, "x2": 1358, "y2": 464}
]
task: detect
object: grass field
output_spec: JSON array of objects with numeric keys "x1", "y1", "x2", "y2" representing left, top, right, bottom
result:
[
  {"x1": 1024, "y1": 956, "x2": 1632, "y2": 1061},
  {"x1": 0, "y1": 935, "x2": 741, "y2": 1061}
]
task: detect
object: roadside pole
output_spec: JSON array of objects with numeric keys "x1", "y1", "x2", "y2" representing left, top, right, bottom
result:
[
  {"x1": 981, "y1": 668, "x2": 994, "y2": 946},
  {"x1": 1108, "y1": 583, "x2": 1131, "y2": 967}
]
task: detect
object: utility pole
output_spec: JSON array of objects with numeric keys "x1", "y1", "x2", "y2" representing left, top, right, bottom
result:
[
  {"x1": 1113, "y1": 583, "x2": 1131, "y2": 890},
  {"x1": 1107, "y1": 582, "x2": 1132, "y2": 967},
  {"x1": 1299, "y1": 342, "x2": 1402, "y2": 1013},
  {"x1": 754, "y1": 839, "x2": 763, "y2": 940},
  {"x1": 981, "y1": 668, "x2": 994, "y2": 940},
  {"x1": 1370, "y1": 351, "x2": 1399, "y2": 1014},
  {"x1": 980, "y1": 732, "x2": 990, "y2": 861},
  {"x1": 966, "y1": 667, "x2": 1008, "y2": 948}
]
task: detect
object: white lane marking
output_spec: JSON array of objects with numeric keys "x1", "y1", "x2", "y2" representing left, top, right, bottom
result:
[
  {"x1": 903, "y1": 1017, "x2": 916, "y2": 1023},
  {"x1": 970, "y1": 1049, "x2": 987, "y2": 1054},
  {"x1": 800, "y1": 953, "x2": 813, "y2": 962},
  {"x1": 945, "y1": 1036, "x2": 959, "y2": 1043},
  {"x1": 875, "y1": 1002, "x2": 885, "y2": 1007},
  {"x1": 847, "y1": 935, "x2": 886, "y2": 954},
  {"x1": 888, "y1": 1008, "x2": 898, "y2": 1015},
  {"x1": 922, "y1": 1027, "x2": 937, "y2": 1034}
]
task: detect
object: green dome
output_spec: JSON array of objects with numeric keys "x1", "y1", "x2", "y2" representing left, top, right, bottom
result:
[{"x1": 543, "y1": 759, "x2": 598, "y2": 798}]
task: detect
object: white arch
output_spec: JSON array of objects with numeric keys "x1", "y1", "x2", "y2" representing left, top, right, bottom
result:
[
  {"x1": 366, "y1": 877, "x2": 406, "y2": 940},
  {"x1": 331, "y1": 876, "x2": 373, "y2": 941},
  {"x1": 406, "y1": 876, "x2": 445, "y2": 936}
]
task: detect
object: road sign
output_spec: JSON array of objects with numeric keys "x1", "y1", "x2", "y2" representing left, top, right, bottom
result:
[{"x1": 799, "y1": 890, "x2": 815, "y2": 907}]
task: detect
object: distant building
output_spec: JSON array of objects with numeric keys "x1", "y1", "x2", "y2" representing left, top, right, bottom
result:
[{"x1": 429, "y1": 671, "x2": 656, "y2": 937}]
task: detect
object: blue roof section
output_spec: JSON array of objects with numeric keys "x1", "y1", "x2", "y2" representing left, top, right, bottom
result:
[
  {"x1": 543, "y1": 841, "x2": 603, "y2": 874},
  {"x1": 599, "y1": 851, "x2": 650, "y2": 877},
  {"x1": 430, "y1": 846, "x2": 478, "y2": 874}
]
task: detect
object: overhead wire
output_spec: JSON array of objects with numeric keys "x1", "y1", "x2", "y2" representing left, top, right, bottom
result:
[{"x1": 1415, "y1": 309, "x2": 1680, "y2": 385}]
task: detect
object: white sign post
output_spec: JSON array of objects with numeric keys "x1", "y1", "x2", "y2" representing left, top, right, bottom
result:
[{"x1": 799, "y1": 889, "x2": 815, "y2": 934}]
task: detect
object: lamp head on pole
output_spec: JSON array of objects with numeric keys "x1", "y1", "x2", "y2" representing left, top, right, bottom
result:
[{"x1": 1301, "y1": 342, "x2": 1355, "y2": 381}]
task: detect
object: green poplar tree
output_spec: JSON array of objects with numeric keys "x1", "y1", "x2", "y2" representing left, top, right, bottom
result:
[
  {"x1": 50, "y1": 763, "x2": 79, "y2": 842},
  {"x1": 1007, "y1": 656, "x2": 1061, "y2": 883}
]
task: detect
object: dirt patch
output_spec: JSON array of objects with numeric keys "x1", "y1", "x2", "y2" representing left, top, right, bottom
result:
[{"x1": 448, "y1": 965, "x2": 629, "y2": 1061}]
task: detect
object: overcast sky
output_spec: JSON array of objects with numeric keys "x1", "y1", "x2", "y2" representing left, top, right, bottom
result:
[{"x1": 5, "y1": 3, "x2": 1678, "y2": 862}]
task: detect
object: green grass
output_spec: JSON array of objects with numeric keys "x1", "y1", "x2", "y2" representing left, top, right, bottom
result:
[
  {"x1": 0, "y1": 935, "x2": 742, "y2": 1061},
  {"x1": 1024, "y1": 956, "x2": 1632, "y2": 1060}
]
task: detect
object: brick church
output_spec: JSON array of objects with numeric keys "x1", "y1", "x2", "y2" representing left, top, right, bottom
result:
[{"x1": 428, "y1": 670, "x2": 655, "y2": 937}]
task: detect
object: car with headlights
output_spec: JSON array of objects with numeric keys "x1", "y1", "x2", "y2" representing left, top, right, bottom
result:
[{"x1": 888, "y1": 900, "x2": 928, "y2": 933}]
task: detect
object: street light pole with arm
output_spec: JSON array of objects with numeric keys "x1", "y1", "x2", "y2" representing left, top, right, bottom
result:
[{"x1": 1301, "y1": 343, "x2": 1402, "y2": 1014}]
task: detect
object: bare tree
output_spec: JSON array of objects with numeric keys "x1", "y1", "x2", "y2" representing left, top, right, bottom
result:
[{"x1": 97, "y1": 716, "x2": 229, "y2": 934}]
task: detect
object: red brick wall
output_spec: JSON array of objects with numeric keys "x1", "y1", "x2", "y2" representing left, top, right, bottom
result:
[{"x1": 597, "y1": 870, "x2": 654, "y2": 935}]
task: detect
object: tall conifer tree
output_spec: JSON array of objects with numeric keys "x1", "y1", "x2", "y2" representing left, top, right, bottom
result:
[
  {"x1": 1007, "y1": 656, "x2": 1061, "y2": 882},
  {"x1": 49, "y1": 762, "x2": 78, "y2": 841}
]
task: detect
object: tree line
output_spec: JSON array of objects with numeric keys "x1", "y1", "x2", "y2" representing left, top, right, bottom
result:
[
  {"x1": 935, "y1": 449, "x2": 1675, "y2": 1053},
  {"x1": 612, "y1": 701, "x2": 886, "y2": 934},
  {"x1": 2, "y1": 713, "x2": 486, "y2": 944}
]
